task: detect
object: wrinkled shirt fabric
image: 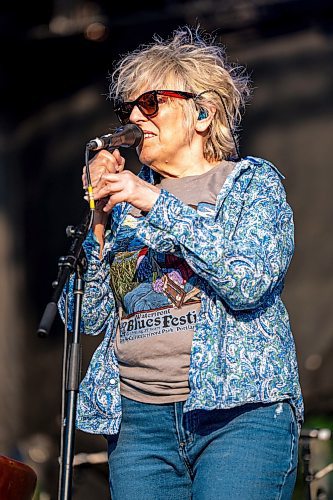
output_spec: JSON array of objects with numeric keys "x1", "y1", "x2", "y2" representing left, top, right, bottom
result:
[{"x1": 58, "y1": 156, "x2": 304, "y2": 435}]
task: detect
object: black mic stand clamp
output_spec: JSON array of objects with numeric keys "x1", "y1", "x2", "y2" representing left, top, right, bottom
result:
[
  {"x1": 37, "y1": 209, "x2": 92, "y2": 500},
  {"x1": 37, "y1": 211, "x2": 90, "y2": 338}
]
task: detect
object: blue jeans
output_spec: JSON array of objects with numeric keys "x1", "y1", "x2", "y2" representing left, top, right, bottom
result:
[{"x1": 106, "y1": 397, "x2": 299, "y2": 500}]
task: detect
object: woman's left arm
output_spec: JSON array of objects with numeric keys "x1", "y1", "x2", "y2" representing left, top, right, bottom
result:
[{"x1": 137, "y1": 163, "x2": 294, "y2": 311}]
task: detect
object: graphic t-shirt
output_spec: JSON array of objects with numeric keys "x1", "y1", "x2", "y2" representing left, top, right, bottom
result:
[{"x1": 112, "y1": 161, "x2": 235, "y2": 403}]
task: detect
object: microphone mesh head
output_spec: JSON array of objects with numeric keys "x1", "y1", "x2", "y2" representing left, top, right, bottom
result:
[{"x1": 122, "y1": 124, "x2": 143, "y2": 148}]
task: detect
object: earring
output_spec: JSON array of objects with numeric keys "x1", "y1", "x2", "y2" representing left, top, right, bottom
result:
[{"x1": 198, "y1": 108, "x2": 208, "y2": 120}]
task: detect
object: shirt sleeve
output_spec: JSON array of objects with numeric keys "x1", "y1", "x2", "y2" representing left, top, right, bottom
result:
[
  {"x1": 136, "y1": 161, "x2": 294, "y2": 311},
  {"x1": 57, "y1": 227, "x2": 116, "y2": 335}
]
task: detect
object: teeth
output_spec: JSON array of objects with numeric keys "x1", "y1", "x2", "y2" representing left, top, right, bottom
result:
[{"x1": 144, "y1": 133, "x2": 155, "y2": 138}]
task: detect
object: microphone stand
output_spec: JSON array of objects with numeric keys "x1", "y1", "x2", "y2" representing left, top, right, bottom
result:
[
  {"x1": 36, "y1": 127, "x2": 142, "y2": 499},
  {"x1": 37, "y1": 207, "x2": 93, "y2": 500}
]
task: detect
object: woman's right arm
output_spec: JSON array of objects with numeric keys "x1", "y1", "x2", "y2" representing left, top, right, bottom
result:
[
  {"x1": 57, "y1": 148, "x2": 125, "y2": 335},
  {"x1": 57, "y1": 225, "x2": 116, "y2": 336}
]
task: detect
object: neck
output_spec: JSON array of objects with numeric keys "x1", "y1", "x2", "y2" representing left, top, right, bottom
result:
[{"x1": 150, "y1": 158, "x2": 220, "y2": 179}]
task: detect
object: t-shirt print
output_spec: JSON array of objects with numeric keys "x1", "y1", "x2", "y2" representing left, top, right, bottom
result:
[{"x1": 110, "y1": 246, "x2": 202, "y2": 343}]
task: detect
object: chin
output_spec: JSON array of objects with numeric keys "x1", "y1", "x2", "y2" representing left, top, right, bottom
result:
[{"x1": 138, "y1": 151, "x2": 153, "y2": 166}]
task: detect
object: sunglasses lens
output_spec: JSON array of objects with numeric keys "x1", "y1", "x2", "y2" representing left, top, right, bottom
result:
[
  {"x1": 116, "y1": 103, "x2": 132, "y2": 124},
  {"x1": 138, "y1": 92, "x2": 158, "y2": 116},
  {"x1": 115, "y1": 90, "x2": 191, "y2": 123},
  {"x1": 115, "y1": 92, "x2": 157, "y2": 124}
]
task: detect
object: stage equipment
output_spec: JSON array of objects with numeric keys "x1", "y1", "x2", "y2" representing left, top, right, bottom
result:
[{"x1": 36, "y1": 124, "x2": 143, "y2": 500}]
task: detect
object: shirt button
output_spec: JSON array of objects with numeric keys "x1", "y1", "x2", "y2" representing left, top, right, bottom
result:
[{"x1": 110, "y1": 378, "x2": 116, "y2": 385}]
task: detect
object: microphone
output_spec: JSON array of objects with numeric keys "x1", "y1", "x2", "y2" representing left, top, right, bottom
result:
[
  {"x1": 300, "y1": 428, "x2": 333, "y2": 440},
  {"x1": 86, "y1": 124, "x2": 143, "y2": 151}
]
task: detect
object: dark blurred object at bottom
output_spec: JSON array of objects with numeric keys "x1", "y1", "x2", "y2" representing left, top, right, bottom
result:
[{"x1": 0, "y1": 455, "x2": 37, "y2": 500}]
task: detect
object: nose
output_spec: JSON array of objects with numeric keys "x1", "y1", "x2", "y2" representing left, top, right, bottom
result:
[{"x1": 129, "y1": 105, "x2": 147, "y2": 123}]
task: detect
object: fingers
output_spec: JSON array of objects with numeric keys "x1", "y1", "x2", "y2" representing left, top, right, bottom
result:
[
  {"x1": 96, "y1": 173, "x2": 124, "y2": 200},
  {"x1": 83, "y1": 170, "x2": 160, "y2": 213},
  {"x1": 82, "y1": 166, "x2": 88, "y2": 189},
  {"x1": 82, "y1": 149, "x2": 125, "y2": 190},
  {"x1": 102, "y1": 192, "x2": 124, "y2": 212},
  {"x1": 83, "y1": 170, "x2": 127, "y2": 208},
  {"x1": 83, "y1": 172, "x2": 126, "y2": 211},
  {"x1": 87, "y1": 171, "x2": 133, "y2": 208}
]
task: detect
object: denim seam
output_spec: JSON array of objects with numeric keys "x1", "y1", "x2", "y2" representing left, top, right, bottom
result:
[
  {"x1": 174, "y1": 402, "x2": 184, "y2": 444},
  {"x1": 275, "y1": 404, "x2": 297, "y2": 500},
  {"x1": 174, "y1": 403, "x2": 194, "y2": 479},
  {"x1": 183, "y1": 412, "x2": 195, "y2": 445}
]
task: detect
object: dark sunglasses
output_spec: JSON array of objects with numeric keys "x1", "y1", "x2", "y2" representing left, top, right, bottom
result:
[{"x1": 114, "y1": 90, "x2": 196, "y2": 125}]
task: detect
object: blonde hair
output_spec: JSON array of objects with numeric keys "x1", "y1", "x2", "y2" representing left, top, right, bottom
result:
[{"x1": 109, "y1": 25, "x2": 251, "y2": 161}]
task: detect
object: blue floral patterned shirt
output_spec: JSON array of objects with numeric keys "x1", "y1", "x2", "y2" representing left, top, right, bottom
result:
[{"x1": 58, "y1": 156, "x2": 304, "y2": 435}]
